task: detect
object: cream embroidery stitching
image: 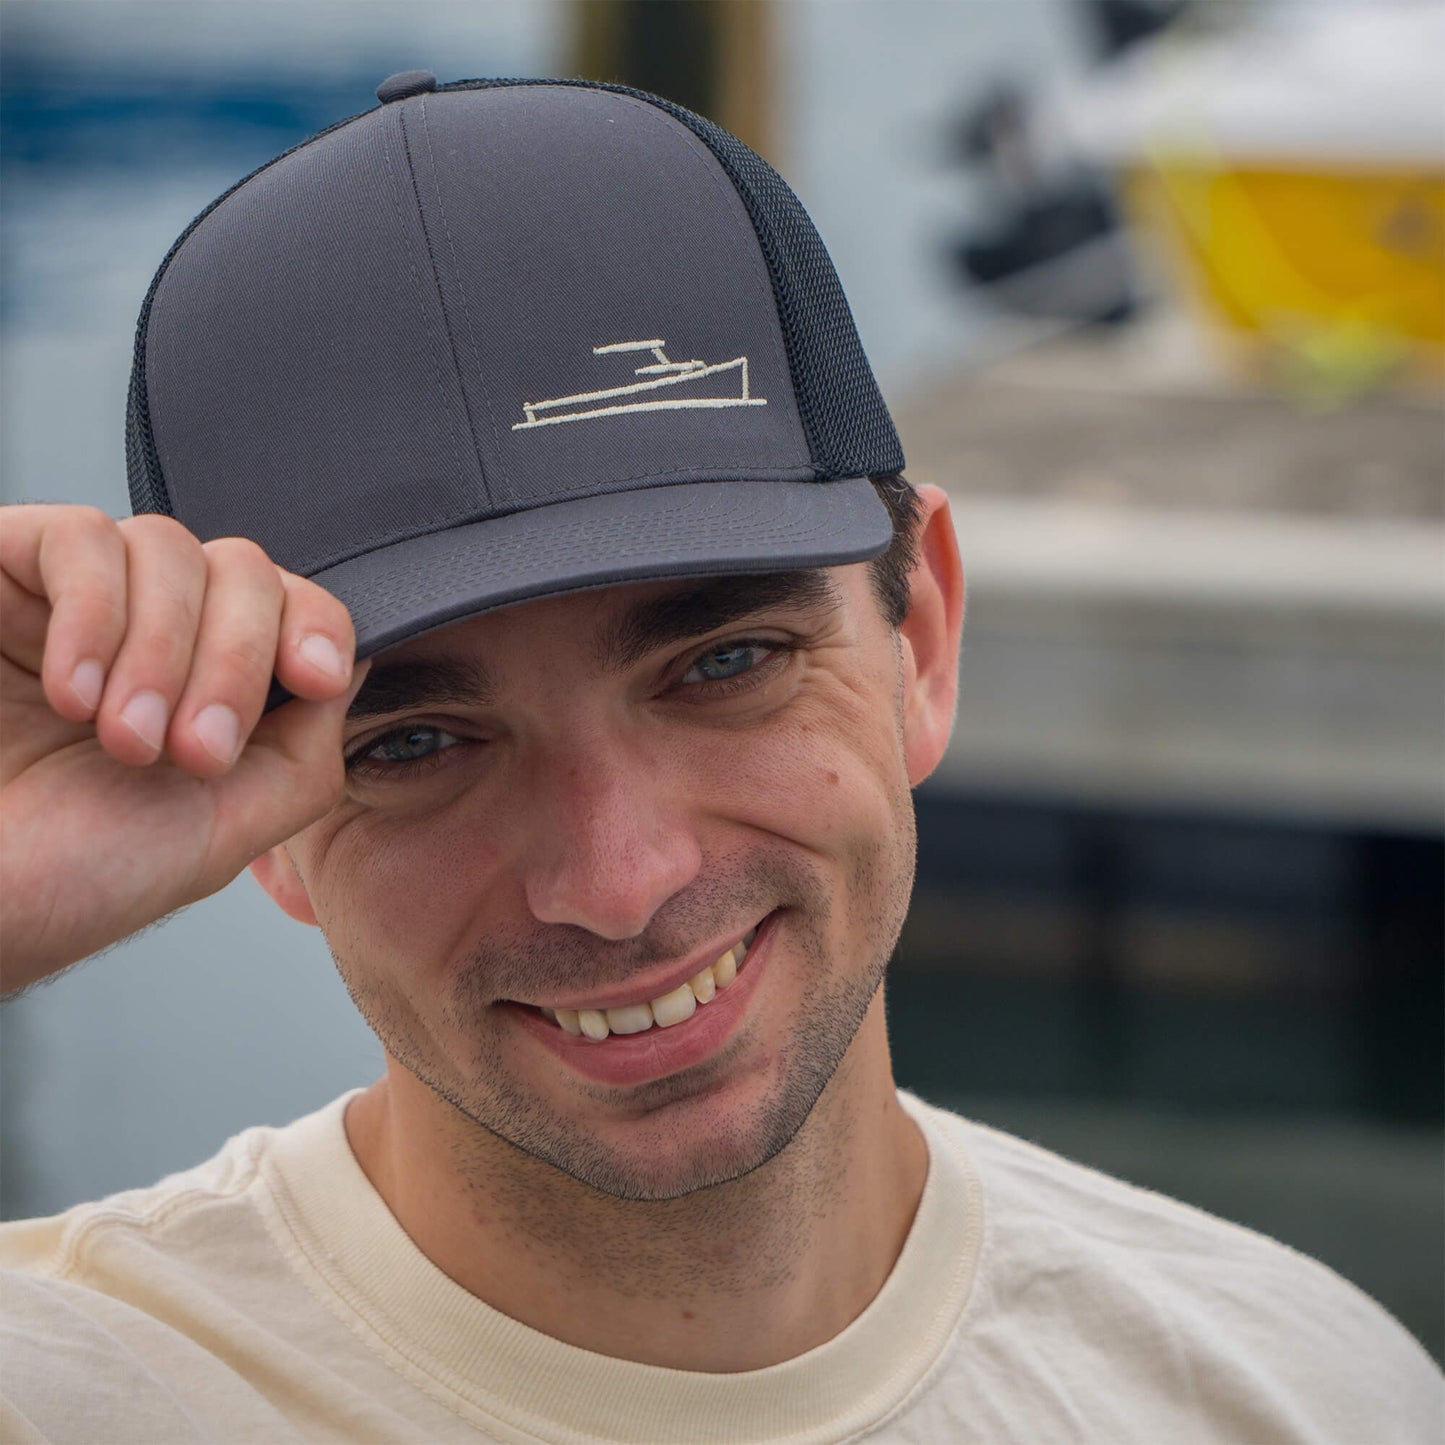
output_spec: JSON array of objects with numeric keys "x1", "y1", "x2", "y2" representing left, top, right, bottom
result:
[{"x1": 513, "y1": 340, "x2": 768, "y2": 431}]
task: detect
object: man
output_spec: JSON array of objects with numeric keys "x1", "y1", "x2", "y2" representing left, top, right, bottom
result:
[{"x1": 0, "y1": 74, "x2": 1438, "y2": 1443}]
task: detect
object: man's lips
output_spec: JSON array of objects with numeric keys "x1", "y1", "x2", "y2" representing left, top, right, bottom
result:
[
  {"x1": 509, "y1": 921, "x2": 765, "y2": 1015},
  {"x1": 504, "y1": 918, "x2": 776, "y2": 1084}
]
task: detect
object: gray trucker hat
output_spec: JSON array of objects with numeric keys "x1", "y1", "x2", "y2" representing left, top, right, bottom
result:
[{"x1": 127, "y1": 73, "x2": 904, "y2": 665}]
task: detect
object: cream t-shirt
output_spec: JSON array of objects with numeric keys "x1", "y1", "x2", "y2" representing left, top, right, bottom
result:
[{"x1": 1, "y1": 1091, "x2": 1438, "y2": 1443}]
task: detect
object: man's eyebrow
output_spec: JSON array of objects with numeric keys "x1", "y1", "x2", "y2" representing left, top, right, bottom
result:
[
  {"x1": 599, "y1": 570, "x2": 842, "y2": 672},
  {"x1": 346, "y1": 657, "x2": 495, "y2": 721}
]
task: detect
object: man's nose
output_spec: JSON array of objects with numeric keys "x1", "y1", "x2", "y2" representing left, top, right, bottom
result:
[{"x1": 521, "y1": 741, "x2": 702, "y2": 940}]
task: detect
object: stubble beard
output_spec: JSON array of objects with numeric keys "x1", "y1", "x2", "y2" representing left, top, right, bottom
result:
[{"x1": 334, "y1": 817, "x2": 917, "y2": 1204}]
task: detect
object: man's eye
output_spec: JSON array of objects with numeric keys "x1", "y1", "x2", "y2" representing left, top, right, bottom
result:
[
  {"x1": 348, "y1": 725, "x2": 461, "y2": 770},
  {"x1": 682, "y1": 643, "x2": 771, "y2": 685}
]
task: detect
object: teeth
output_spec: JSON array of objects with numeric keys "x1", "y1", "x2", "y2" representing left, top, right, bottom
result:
[
  {"x1": 546, "y1": 929, "x2": 757, "y2": 1039},
  {"x1": 605, "y1": 1002, "x2": 654, "y2": 1035},
  {"x1": 651, "y1": 982, "x2": 697, "y2": 1029},
  {"x1": 713, "y1": 944, "x2": 738, "y2": 989}
]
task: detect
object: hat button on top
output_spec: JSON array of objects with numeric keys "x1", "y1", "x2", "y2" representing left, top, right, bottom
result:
[{"x1": 376, "y1": 70, "x2": 438, "y2": 104}]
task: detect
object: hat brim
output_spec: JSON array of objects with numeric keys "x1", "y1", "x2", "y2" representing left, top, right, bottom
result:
[{"x1": 309, "y1": 476, "x2": 893, "y2": 667}]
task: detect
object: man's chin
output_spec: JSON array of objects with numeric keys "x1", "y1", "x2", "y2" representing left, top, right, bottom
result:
[
  {"x1": 541, "y1": 1108, "x2": 803, "y2": 1203},
  {"x1": 527, "y1": 1057, "x2": 831, "y2": 1203}
]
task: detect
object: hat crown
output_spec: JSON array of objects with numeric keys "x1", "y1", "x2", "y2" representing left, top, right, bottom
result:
[
  {"x1": 126, "y1": 78, "x2": 899, "y2": 674},
  {"x1": 127, "y1": 77, "x2": 901, "y2": 578}
]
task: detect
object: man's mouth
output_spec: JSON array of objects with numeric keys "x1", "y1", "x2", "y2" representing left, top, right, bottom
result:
[{"x1": 532, "y1": 927, "x2": 760, "y2": 1042}]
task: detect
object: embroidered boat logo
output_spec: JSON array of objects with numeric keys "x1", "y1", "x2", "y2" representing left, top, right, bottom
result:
[{"x1": 513, "y1": 339, "x2": 768, "y2": 431}]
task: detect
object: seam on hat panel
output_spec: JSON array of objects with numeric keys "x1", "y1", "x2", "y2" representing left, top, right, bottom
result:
[
  {"x1": 600, "y1": 93, "x2": 799, "y2": 459},
  {"x1": 395, "y1": 102, "x2": 496, "y2": 511},
  {"x1": 418, "y1": 95, "x2": 505, "y2": 483},
  {"x1": 377, "y1": 106, "x2": 477, "y2": 510},
  {"x1": 672, "y1": 108, "x2": 903, "y2": 480},
  {"x1": 437, "y1": 79, "x2": 864, "y2": 475},
  {"x1": 434, "y1": 78, "x2": 828, "y2": 481}
]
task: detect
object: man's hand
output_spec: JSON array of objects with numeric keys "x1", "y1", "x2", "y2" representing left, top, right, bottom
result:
[{"x1": 0, "y1": 505, "x2": 366, "y2": 995}]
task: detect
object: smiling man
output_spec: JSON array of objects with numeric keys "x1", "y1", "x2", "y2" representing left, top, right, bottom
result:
[
  {"x1": 1, "y1": 74, "x2": 1438, "y2": 1444},
  {"x1": 312, "y1": 566, "x2": 925, "y2": 1217}
]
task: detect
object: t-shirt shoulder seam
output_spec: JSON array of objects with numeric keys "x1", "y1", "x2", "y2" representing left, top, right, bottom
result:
[
  {"x1": 961, "y1": 1115, "x2": 1247, "y2": 1225},
  {"x1": 251, "y1": 1154, "x2": 535, "y2": 1436},
  {"x1": 957, "y1": 1113, "x2": 1440, "y2": 1360},
  {"x1": 41, "y1": 1132, "x2": 267, "y2": 1281}
]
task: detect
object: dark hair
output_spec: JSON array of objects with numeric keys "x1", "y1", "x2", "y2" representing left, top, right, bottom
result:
[{"x1": 867, "y1": 472, "x2": 924, "y2": 627}]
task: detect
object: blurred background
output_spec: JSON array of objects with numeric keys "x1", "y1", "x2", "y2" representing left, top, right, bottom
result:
[{"x1": 2, "y1": 0, "x2": 1441, "y2": 1361}]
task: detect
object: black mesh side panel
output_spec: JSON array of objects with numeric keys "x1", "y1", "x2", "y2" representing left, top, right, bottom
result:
[
  {"x1": 441, "y1": 78, "x2": 904, "y2": 481},
  {"x1": 124, "y1": 109, "x2": 373, "y2": 518},
  {"x1": 664, "y1": 110, "x2": 906, "y2": 479}
]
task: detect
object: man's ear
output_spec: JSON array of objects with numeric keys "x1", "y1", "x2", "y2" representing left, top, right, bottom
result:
[
  {"x1": 249, "y1": 846, "x2": 320, "y2": 927},
  {"x1": 897, "y1": 484, "x2": 965, "y2": 787}
]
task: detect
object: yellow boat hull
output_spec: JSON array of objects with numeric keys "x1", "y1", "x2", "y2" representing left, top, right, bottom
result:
[{"x1": 1125, "y1": 161, "x2": 1445, "y2": 390}]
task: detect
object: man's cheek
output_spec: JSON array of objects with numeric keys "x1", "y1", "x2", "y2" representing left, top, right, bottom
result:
[
  {"x1": 306, "y1": 814, "x2": 509, "y2": 977},
  {"x1": 720, "y1": 708, "x2": 903, "y2": 845}
]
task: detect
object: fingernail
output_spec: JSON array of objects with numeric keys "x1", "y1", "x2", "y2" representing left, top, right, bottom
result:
[
  {"x1": 298, "y1": 634, "x2": 346, "y2": 679},
  {"x1": 119, "y1": 690, "x2": 169, "y2": 753},
  {"x1": 69, "y1": 659, "x2": 105, "y2": 712},
  {"x1": 193, "y1": 703, "x2": 240, "y2": 766}
]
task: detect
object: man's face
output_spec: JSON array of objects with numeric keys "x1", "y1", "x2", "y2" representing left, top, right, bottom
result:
[{"x1": 270, "y1": 550, "x2": 950, "y2": 1202}]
